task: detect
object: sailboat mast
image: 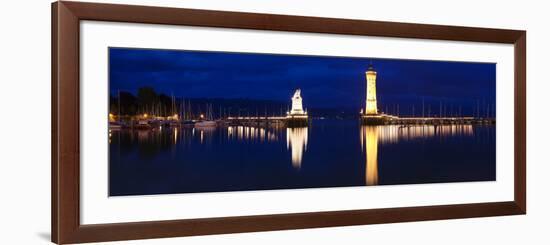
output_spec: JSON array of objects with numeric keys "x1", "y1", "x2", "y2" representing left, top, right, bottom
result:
[{"x1": 118, "y1": 90, "x2": 121, "y2": 122}]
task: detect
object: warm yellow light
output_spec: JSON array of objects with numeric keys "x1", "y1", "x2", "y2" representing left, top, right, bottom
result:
[
  {"x1": 289, "y1": 89, "x2": 306, "y2": 115},
  {"x1": 286, "y1": 127, "x2": 308, "y2": 169},
  {"x1": 365, "y1": 66, "x2": 378, "y2": 115},
  {"x1": 143, "y1": 113, "x2": 148, "y2": 118},
  {"x1": 200, "y1": 114, "x2": 205, "y2": 119},
  {"x1": 362, "y1": 126, "x2": 379, "y2": 186},
  {"x1": 109, "y1": 113, "x2": 114, "y2": 118}
]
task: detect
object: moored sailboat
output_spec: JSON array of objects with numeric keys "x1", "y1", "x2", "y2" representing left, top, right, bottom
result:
[{"x1": 195, "y1": 103, "x2": 217, "y2": 128}]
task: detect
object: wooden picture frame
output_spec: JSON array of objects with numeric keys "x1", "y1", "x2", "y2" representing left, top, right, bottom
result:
[{"x1": 52, "y1": 1, "x2": 526, "y2": 244}]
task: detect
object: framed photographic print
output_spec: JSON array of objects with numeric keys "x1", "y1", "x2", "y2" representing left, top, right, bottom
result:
[{"x1": 52, "y1": 1, "x2": 526, "y2": 244}]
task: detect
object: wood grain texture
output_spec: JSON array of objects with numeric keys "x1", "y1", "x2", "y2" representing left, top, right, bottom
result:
[
  {"x1": 51, "y1": 1, "x2": 527, "y2": 244},
  {"x1": 51, "y1": 2, "x2": 58, "y2": 243},
  {"x1": 61, "y1": 1, "x2": 525, "y2": 43},
  {"x1": 52, "y1": 1, "x2": 81, "y2": 243},
  {"x1": 514, "y1": 33, "x2": 527, "y2": 213}
]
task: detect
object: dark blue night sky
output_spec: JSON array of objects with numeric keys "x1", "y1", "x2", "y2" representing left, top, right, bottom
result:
[{"x1": 109, "y1": 47, "x2": 496, "y2": 116}]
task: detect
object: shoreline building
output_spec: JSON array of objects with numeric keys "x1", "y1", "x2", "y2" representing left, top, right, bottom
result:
[{"x1": 286, "y1": 89, "x2": 309, "y2": 127}]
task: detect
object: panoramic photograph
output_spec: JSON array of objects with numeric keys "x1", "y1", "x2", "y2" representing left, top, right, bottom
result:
[{"x1": 108, "y1": 47, "x2": 496, "y2": 196}]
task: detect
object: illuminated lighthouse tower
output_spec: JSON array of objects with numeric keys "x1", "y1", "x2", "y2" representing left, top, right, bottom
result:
[
  {"x1": 290, "y1": 89, "x2": 306, "y2": 115},
  {"x1": 361, "y1": 63, "x2": 387, "y2": 124},
  {"x1": 365, "y1": 64, "x2": 378, "y2": 115},
  {"x1": 286, "y1": 88, "x2": 308, "y2": 127}
]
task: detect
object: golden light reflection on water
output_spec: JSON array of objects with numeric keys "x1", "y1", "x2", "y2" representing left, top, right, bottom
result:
[
  {"x1": 360, "y1": 126, "x2": 379, "y2": 186},
  {"x1": 375, "y1": 124, "x2": 474, "y2": 144},
  {"x1": 286, "y1": 127, "x2": 309, "y2": 169},
  {"x1": 173, "y1": 127, "x2": 178, "y2": 145},
  {"x1": 195, "y1": 127, "x2": 216, "y2": 144},
  {"x1": 361, "y1": 124, "x2": 475, "y2": 186},
  {"x1": 112, "y1": 126, "x2": 304, "y2": 170},
  {"x1": 112, "y1": 123, "x2": 476, "y2": 177},
  {"x1": 226, "y1": 126, "x2": 308, "y2": 168},
  {"x1": 226, "y1": 126, "x2": 280, "y2": 142}
]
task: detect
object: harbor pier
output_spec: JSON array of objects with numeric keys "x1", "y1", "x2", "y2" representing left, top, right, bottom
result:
[
  {"x1": 360, "y1": 63, "x2": 495, "y2": 126},
  {"x1": 361, "y1": 114, "x2": 495, "y2": 125}
]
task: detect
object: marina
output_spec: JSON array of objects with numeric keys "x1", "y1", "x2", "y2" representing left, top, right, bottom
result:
[
  {"x1": 109, "y1": 64, "x2": 495, "y2": 132},
  {"x1": 108, "y1": 47, "x2": 496, "y2": 196}
]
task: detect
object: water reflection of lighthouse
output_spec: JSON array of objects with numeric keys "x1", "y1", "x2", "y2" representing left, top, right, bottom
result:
[
  {"x1": 359, "y1": 124, "x2": 476, "y2": 186},
  {"x1": 286, "y1": 127, "x2": 308, "y2": 169},
  {"x1": 286, "y1": 88, "x2": 309, "y2": 168},
  {"x1": 360, "y1": 126, "x2": 379, "y2": 186}
]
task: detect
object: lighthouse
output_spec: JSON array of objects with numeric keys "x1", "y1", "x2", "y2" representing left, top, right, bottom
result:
[
  {"x1": 290, "y1": 89, "x2": 306, "y2": 115},
  {"x1": 286, "y1": 88, "x2": 308, "y2": 127},
  {"x1": 361, "y1": 63, "x2": 388, "y2": 125},
  {"x1": 365, "y1": 64, "x2": 378, "y2": 115}
]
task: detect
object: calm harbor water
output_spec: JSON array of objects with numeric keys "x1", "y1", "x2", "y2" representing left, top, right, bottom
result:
[{"x1": 109, "y1": 120, "x2": 496, "y2": 196}]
